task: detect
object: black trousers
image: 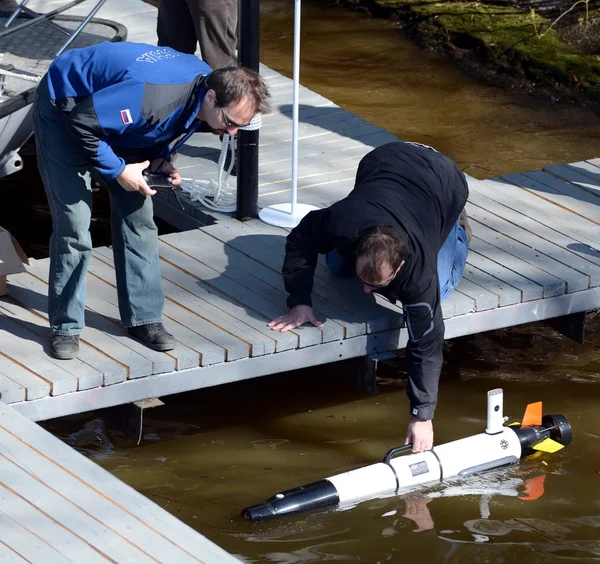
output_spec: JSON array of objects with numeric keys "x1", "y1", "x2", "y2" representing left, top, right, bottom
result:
[{"x1": 157, "y1": 0, "x2": 237, "y2": 69}]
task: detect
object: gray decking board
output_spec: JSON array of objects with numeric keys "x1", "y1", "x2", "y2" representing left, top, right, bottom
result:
[
  {"x1": 0, "y1": 375, "x2": 25, "y2": 405},
  {"x1": 473, "y1": 177, "x2": 600, "y2": 251},
  {"x1": 86, "y1": 257, "x2": 218, "y2": 365},
  {"x1": 8, "y1": 274, "x2": 154, "y2": 380},
  {"x1": 0, "y1": 349, "x2": 50, "y2": 401},
  {"x1": 462, "y1": 263, "x2": 522, "y2": 307},
  {"x1": 155, "y1": 241, "x2": 299, "y2": 352},
  {"x1": 466, "y1": 203, "x2": 589, "y2": 293},
  {"x1": 171, "y1": 229, "x2": 346, "y2": 343},
  {"x1": 88, "y1": 253, "x2": 242, "y2": 364},
  {"x1": 158, "y1": 236, "x2": 321, "y2": 347},
  {"x1": 197, "y1": 219, "x2": 369, "y2": 338},
  {"x1": 0, "y1": 403, "x2": 242, "y2": 564},
  {"x1": 0, "y1": 297, "x2": 114, "y2": 389},
  {"x1": 467, "y1": 190, "x2": 600, "y2": 279},
  {"x1": 200, "y1": 217, "x2": 398, "y2": 333},
  {"x1": 544, "y1": 163, "x2": 600, "y2": 202},
  {"x1": 24, "y1": 259, "x2": 182, "y2": 375}
]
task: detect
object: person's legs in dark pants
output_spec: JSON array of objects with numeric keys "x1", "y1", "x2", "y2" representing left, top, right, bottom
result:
[
  {"x1": 187, "y1": 0, "x2": 237, "y2": 69},
  {"x1": 157, "y1": 0, "x2": 198, "y2": 54}
]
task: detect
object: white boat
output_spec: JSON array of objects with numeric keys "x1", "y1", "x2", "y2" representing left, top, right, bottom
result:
[{"x1": 0, "y1": 3, "x2": 126, "y2": 178}]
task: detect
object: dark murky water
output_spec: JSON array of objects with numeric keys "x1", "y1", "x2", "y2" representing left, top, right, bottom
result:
[
  {"x1": 44, "y1": 318, "x2": 600, "y2": 562},
  {"x1": 11, "y1": 0, "x2": 600, "y2": 561}
]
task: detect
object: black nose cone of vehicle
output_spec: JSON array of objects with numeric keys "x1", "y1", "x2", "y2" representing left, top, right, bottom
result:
[{"x1": 242, "y1": 501, "x2": 276, "y2": 521}]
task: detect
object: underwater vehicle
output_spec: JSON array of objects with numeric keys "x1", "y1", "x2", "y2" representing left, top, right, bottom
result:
[{"x1": 242, "y1": 388, "x2": 572, "y2": 521}]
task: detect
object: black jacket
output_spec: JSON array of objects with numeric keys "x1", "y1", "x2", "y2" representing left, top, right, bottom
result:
[{"x1": 283, "y1": 141, "x2": 469, "y2": 420}]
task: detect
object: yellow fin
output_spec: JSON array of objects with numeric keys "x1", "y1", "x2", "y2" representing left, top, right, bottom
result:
[{"x1": 533, "y1": 438, "x2": 564, "y2": 453}]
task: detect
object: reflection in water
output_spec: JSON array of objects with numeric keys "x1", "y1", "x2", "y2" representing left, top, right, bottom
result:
[{"x1": 40, "y1": 1, "x2": 600, "y2": 561}]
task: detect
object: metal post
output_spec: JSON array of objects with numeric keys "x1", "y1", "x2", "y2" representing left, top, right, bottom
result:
[{"x1": 236, "y1": 0, "x2": 260, "y2": 220}]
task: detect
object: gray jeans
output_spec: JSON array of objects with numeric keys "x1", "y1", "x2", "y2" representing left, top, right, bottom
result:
[
  {"x1": 157, "y1": 0, "x2": 237, "y2": 70},
  {"x1": 33, "y1": 77, "x2": 164, "y2": 336}
]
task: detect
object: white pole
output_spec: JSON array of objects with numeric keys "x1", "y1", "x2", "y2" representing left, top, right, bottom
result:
[
  {"x1": 290, "y1": 0, "x2": 301, "y2": 216},
  {"x1": 258, "y1": 0, "x2": 319, "y2": 228}
]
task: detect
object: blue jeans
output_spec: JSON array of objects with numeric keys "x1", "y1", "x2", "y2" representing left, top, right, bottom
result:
[
  {"x1": 33, "y1": 77, "x2": 164, "y2": 335},
  {"x1": 326, "y1": 220, "x2": 469, "y2": 301}
]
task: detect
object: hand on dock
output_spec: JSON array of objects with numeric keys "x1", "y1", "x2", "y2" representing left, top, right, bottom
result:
[{"x1": 268, "y1": 305, "x2": 324, "y2": 332}]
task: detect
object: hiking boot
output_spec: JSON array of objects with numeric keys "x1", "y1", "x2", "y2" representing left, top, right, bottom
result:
[
  {"x1": 128, "y1": 322, "x2": 175, "y2": 352},
  {"x1": 50, "y1": 335, "x2": 80, "y2": 360},
  {"x1": 459, "y1": 207, "x2": 472, "y2": 244}
]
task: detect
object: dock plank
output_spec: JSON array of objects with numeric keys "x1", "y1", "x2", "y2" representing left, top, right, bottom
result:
[
  {"x1": 89, "y1": 254, "x2": 242, "y2": 364},
  {"x1": 0, "y1": 541, "x2": 28, "y2": 563},
  {"x1": 0, "y1": 454, "x2": 156, "y2": 564},
  {"x1": 0, "y1": 352, "x2": 50, "y2": 401},
  {"x1": 158, "y1": 239, "x2": 317, "y2": 347},
  {"x1": 7, "y1": 275, "x2": 152, "y2": 380},
  {"x1": 466, "y1": 203, "x2": 588, "y2": 293},
  {"x1": 467, "y1": 190, "x2": 600, "y2": 279},
  {"x1": 168, "y1": 229, "x2": 345, "y2": 343},
  {"x1": 0, "y1": 483, "x2": 111, "y2": 563},
  {"x1": 0, "y1": 404, "x2": 241, "y2": 564},
  {"x1": 0, "y1": 373, "x2": 25, "y2": 404},
  {"x1": 25, "y1": 260, "x2": 179, "y2": 375},
  {"x1": 0, "y1": 296, "x2": 124, "y2": 387},
  {"x1": 496, "y1": 175, "x2": 600, "y2": 248},
  {"x1": 0, "y1": 507, "x2": 71, "y2": 564},
  {"x1": 0, "y1": 314, "x2": 79, "y2": 396},
  {"x1": 199, "y1": 218, "x2": 392, "y2": 333}
]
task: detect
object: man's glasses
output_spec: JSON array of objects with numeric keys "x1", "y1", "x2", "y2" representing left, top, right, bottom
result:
[{"x1": 221, "y1": 109, "x2": 246, "y2": 129}]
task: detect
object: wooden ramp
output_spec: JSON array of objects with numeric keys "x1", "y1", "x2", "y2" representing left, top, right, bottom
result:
[
  {"x1": 0, "y1": 401, "x2": 242, "y2": 563},
  {"x1": 3, "y1": 159, "x2": 600, "y2": 421}
]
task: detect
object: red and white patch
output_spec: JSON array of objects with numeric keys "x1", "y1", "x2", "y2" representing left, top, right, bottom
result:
[{"x1": 120, "y1": 109, "x2": 133, "y2": 125}]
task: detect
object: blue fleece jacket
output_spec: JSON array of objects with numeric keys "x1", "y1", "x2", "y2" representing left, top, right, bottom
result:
[{"x1": 45, "y1": 41, "x2": 212, "y2": 179}]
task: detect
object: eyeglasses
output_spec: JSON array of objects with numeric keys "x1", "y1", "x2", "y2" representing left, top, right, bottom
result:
[{"x1": 221, "y1": 109, "x2": 246, "y2": 129}]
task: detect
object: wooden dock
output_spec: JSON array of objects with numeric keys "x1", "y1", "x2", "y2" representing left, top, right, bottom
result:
[
  {"x1": 1, "y1": 0, "x2": 600, "y2": 424},
  {"x1": 0, "y1": 400, "x2": 242, "y2": 563},
  {"x1": 1, "y1": 1, "x2": 600, "y2": 561},
  {"x1": 4, "y1": 157, "x2": 600, "y2": 422}
]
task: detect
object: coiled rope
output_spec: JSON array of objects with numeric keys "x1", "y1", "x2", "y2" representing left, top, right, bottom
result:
[{"x1": 178, "y1": 113, "x2": 262, "y2": 213}]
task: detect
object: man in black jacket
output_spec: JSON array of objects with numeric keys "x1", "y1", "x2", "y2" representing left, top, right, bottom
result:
[{"x1": 269, "y1": 141, "x2": 470, "y2": 453}]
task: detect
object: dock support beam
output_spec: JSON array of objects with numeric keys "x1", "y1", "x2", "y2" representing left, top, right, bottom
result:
[
  {"x1": 236, "y1": 0, "x2": 260, "y2": 220},
  {"x1": 335, "y1": 353, "x2": 397, "y2": 396},
  {"x1": 105, "y1": 397, "x2": 164, "y2": 445},
  {"x1": 546, "y1": 310, "x2": 586, "y2": 345}
]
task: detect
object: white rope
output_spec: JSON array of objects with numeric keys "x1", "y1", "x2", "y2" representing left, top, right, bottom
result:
[
  {"x1": 178, "y1": 113, "x2": 262, "y2": 213},
  {"x1": 0, "y1": 53, "x2": 42, "y2": 83},
  {"x1": 0, "y1": 67, "x2": 41, "y2": 82}
]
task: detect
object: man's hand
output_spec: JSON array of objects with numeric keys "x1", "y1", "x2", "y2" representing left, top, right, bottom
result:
[
  {"x1": 149, "y1": 158, "x2": 182, "y2": 186},
  {"x1": 405, "y1": 417, "x2": 434, "y2": 453},
  {"x1": 268, "y1": 304, "x2": 324, "y2": 332},
  {"x1": 117, "y1": 161, "x2": 155, "y2": 195}
]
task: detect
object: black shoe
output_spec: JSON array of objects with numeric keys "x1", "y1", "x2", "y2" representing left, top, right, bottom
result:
[
  {"x1": 459, "y1": 208, "x2": 472, "y2": 244},
  {"x1": 128, "y1": 322, "x2": 175, "y2": 352},
  {"x1": 51, "y1": 335, "x2": 80, "y2": 360}
]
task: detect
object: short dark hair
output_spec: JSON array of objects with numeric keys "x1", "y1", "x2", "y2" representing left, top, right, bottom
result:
[
  {"x1": 355, "y1": 225, "x2": 406, "y2": 282},
  {"x1": 207, "y1": 65, "x2": 271, "y2": 115}
]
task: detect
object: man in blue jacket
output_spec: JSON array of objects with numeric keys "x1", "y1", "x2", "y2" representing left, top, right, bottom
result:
[
  {"x1": 33, "y1": 41, "x2": 270, "y2": 360},
  {"x1": 269, "y1": 142, "x2": 470, "y2": 453}
]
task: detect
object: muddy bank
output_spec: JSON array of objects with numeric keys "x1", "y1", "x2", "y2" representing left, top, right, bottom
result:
[{"x1": 340, "y1": 0, "x2": 600, "y2": 111}]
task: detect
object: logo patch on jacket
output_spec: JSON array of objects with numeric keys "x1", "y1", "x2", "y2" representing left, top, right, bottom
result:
[{"x1": 120, "y1": 109, "x2": 133, "y2": 125}]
